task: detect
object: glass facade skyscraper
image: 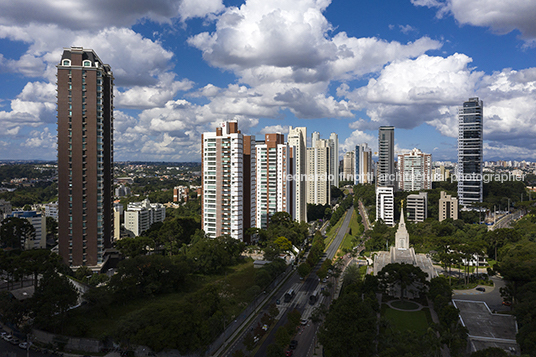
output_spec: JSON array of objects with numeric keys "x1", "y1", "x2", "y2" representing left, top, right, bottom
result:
[{"x1": 457, "y1": 97, "x2": 483, "y2": 207}]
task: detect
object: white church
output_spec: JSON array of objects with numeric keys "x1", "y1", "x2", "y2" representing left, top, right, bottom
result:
[{"x1": 373, "y1": 205, "x2": 437, "y2": 281}]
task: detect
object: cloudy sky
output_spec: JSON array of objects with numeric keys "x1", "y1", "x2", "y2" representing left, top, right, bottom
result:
[{"x1": 0, "y1": 0, "x2": 535, "y2": 162}]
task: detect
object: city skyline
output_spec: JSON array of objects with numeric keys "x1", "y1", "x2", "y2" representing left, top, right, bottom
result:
[{"x1": 1, "y1": 0, "x2": 536, "y2": 162}]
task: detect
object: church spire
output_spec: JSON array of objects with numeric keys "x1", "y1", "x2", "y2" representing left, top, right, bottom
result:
[
  {"x1": 395, "y1": 200, "x2": 409, "y2": 250},
  {"x1": 400, "y1": 200, "x2": 406, "y2": 226}
]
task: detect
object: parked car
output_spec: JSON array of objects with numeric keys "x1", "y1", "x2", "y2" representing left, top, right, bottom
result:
[
  {"x1": 10, "y1": 337, "x2": 20, "y2": 345},
  {"x1": 285, "y1": 349, "x2": 293, "y2": 356},
  {"x1": 476, "y1": 287, "x2": 485, "y2": 292}
]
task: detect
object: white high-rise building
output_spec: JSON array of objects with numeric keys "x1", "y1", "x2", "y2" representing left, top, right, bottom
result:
[
  {"x1": 376, "y1": 186, "x2": 394, "y2": 226},
  {"x1": 201, "y1": 121, "x2": 255, "y2": 241},
  {"x1": 457, "y1": 97, "x2": 483, "y2": 207},
  {"x1": 329, "y1": 133, "x2": 339, "y2": 187},
  {"x1": 398, "y1": 148, "x2": 432, "y2": 191},
  {"x1": 255, "y1": 133, "x2": 293, "y2": 229},
  {"x1": 311, "y1": 131, "x2": 320, "y2": 148},
  {"x1": 307, "y1": 139, "x2": 331, "y2": 205},
  {"x1": 124, "y1": 199, "x2": 166, "y2": 237},
  {"x1": 288, "y1": 127, "x2": 307, "y2": 223}
]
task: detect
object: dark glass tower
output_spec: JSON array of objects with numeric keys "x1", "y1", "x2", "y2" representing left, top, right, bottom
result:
[
  {"x1": 57, "y1": 47, "x2": 114, "y2": 268},
  {"x1": 457, "y1": 97, "x2": 483, "y2": 207},
  {"x1": 377, "y1": 126, "x2": 395, "y2": 187}
]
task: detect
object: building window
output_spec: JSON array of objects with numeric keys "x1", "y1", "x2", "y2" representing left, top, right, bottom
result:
[
  {"x1": 62, "y1": 59, "x2": 71, "y2": 66},
  {"x1": 83, "y1": 60, "x2": 91, "y2": 67}
]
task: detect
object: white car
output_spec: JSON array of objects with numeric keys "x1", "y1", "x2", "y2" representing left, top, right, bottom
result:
[{"x1": 19, "y1": 342, "x2": 29, "y2": 349}]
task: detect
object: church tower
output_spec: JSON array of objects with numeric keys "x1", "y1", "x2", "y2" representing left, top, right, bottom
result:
[{"x1": 395, "y1": 205, "x2": 409, "y2": 250}]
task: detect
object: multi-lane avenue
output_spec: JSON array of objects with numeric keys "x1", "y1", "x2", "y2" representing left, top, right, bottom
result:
[{"x1": 222, "y1": 205, "x2": 355, "y2": 357}]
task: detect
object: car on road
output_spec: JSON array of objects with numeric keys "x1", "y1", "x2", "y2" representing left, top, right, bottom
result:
[
  {"x1": 276, "y1": 299, "x2": 280, "y2": 305},
  {"x1": 476, "y1": 287, "x2": 486, "y2": 292},
  {"x1": 285, "y1": 349, "x2": 293, "y2": 356},
  {"x1": 300, "y1": 319, "x2": 308, "y2": 325},
  {"x1": 19, "y1": 342, "x2": 29, "y2": 349},
  {"x1": 253, "y1": 336, "x2": 260, "y2": 344},
  {"x1": 502, "y1": 301, "x2": 512, "y2": 306},
  {"x1": 289, "y1": 340, "x2": 298, "y2": 349},
  {"x1": 262, "y1": 324, "x2": 268, "y2": 331},
  {"x1": 10, "y1": 337, "x2": 20, "y2": 345}
]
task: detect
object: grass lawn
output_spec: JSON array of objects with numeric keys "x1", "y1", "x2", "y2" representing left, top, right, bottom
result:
[
  {"x1": 335, "y1": 210, "x2": 364, "y2": 257},
  {"x1": 63, "y1": 260, "x2": 258, "y2": 340},
  {"x1": 382, "y1": 304, "x2": 431, "y2": 335},
  {"x1": 325, "y1": 214, "x2": 345, "y2": 248}
]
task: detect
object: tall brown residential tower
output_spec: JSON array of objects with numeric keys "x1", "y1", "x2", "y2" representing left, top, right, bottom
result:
[{"x1": 57, "y1": 47, "x2": 114, "y2": 268}]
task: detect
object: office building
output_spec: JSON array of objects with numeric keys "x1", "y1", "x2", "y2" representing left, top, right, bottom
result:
[
  {"x1": 406, "y1": 192, "x2": 428, "y2": 223},
  {"x1": 255, "y1": 133, "x2": 293, "y2": 229},
  {"x1": 9, "y1": 211, "x2": 46, "y2": 249},
  {"x1": 201, "y1": 121, "x2": 255, "y2": 241},
  {"x1": 439, "y1": 191, "x2": 458, "y2": 222},
  {"x1": 458, "y1": 97, "x2": 483, "y2": 207},
  {"x1": 355, "y1": 143, "x2": 373, "y2": 185},
  {"x1": 377, "y1": 126, "x2": 395, "y2": 187},
  {"x1": 329, "y1": 133, "x2": 339, "y2": 187},
  {"x1": 342, "y1": 151, "x2": 355, "y2": 181},
  {"x1": 57, "y1": 47, "x2": 114, "y2": 268},
  {"x1": 288, "y1": 127, "x2": 307, "y2": 222},
  {"x1": 376, "y1": 186, "x2": 394, "y2": 226},
  {"x1": 307, "y1": 139, "x2": 331, "y2": 205},
  {"x1": 124, "y1": 199, "x2": 166, "y2": 237},
  {"x1": 398, "y1": 148, "x2": 432, "y2": 191}
]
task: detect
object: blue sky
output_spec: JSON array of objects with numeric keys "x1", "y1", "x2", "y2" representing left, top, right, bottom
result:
[{"x1": 0, "y1": 0, "x2": 536, "y2": 162}]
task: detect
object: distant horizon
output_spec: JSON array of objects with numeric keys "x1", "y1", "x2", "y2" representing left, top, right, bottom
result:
[{"x1": 1, "y1": 158, "x2": 535, "y2": 165}]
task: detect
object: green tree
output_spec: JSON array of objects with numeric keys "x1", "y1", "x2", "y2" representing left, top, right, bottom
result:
[
  {"x1": 267, "y1": 344, "x2": 283, "y2": 357},
  {"x1": 0, "y1": 216, "x2": 35, "y2": 250},
  {"x1": 18, "y1": 249, "x2": 62, "y2": 288},
  {"x1": 297, "y1": 262, "x2": 312, "y2": 278},
  {"x1": 319, "y1": 293, "x2": 376, "y2": 357},
  {"x1": 377, "y1": 263, "x2": 429, "y2": 300},
  {"x1": 46, "y1": 216, "x2": 58, "y2": 242},
  {"x1": 30, "y1": 270, "x2": 78, "y2": 332},
  {"x1": 115, "y1": 236, "x2": 154, "y2": 258},
  {"x1": 273, "y1": 236, "x2": 292, "y2": 252}
]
